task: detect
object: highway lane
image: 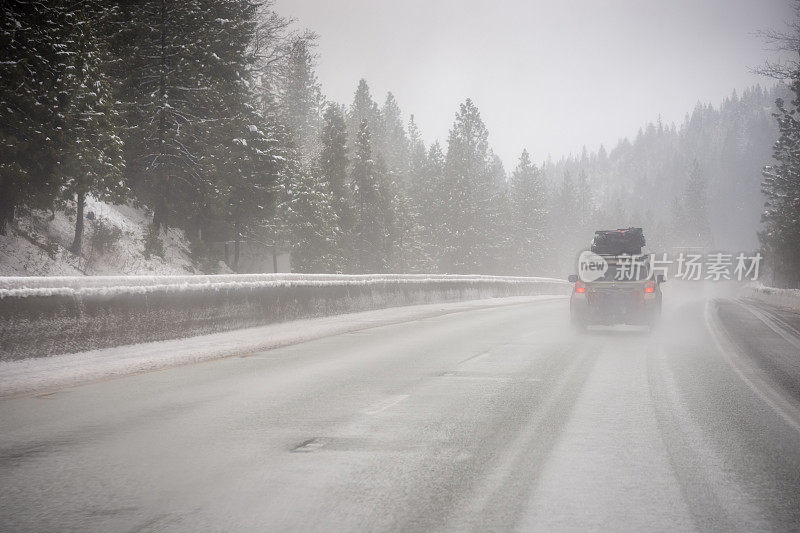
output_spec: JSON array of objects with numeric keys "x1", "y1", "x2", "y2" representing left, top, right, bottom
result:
[{"x1": 2, "y1": 292, "x2": 799, "y2": 531}]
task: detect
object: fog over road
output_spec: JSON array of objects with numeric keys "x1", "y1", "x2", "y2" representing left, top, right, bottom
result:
[{"x1": 2, "y1": 290, "x2": 800, "y2": 531}]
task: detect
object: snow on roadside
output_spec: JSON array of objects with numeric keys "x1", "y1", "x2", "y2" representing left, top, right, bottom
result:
[
  {"x1": 0, "y1": 272, "x2": 563, "y2": 291},
  {"x1": 744, "y1": 283, "x2": 800, "y2": 311},
  {"x1": 0, "y1": 196, "x2": 213, "y2": 276},
  {"x1": 0, "y1": 273, "x2": 567, "y2": 298},
  {"x1": 0, "y1": 295, "x2": 564, "y2": 398}
]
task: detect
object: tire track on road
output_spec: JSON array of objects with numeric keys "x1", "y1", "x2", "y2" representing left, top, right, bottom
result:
[{"x1": 442, "y1": 342, "x2": 597, "y2": 531}]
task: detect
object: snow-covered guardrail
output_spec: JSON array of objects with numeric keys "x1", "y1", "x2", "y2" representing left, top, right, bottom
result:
[
  {"x1": 743, "y1": 283, "x2": 800, "y2": 311},
  {"x1": 0, "y1": 274, "x2": 568, "y2": 361},
  {"x1": 0, "y1": 273, "x2": 558, "y2": 291}
]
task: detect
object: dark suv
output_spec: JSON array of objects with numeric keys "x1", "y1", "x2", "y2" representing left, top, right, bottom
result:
[{"x1": 568, "y1": 255, "x2": 664, "y2": 330}]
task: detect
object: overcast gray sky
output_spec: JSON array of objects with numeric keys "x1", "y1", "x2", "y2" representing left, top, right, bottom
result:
[{"x1": 274, "y1": 0, "x2": 793, "y2": 167}]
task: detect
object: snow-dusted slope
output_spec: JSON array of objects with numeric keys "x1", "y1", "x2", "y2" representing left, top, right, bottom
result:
[{"x1": 0, "y1": 196, "x2": 217, "y2": 276}]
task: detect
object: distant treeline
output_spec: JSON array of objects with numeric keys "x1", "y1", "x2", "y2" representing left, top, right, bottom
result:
[{"x1": 1, "y1": 1, "x2": 797, "y2": 284}]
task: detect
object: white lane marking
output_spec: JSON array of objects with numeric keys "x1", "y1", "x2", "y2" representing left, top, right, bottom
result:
[
  {"x1": 458, "y1": 350, "x2": 491, "y2": 364},
  {"x1": 704, "y1": 300, "x2": 800, "y2": 435},
  {"x1": 292, "y1": 438, "x2": 328, "y2": 452},
  {"x1": 362, "y1": 394, "x2": 409, "y2": 415},
  {"x1": 441, "y1": 372, "x2": 510, "y2": 380},
  {"x1": 738, "y1": 300, "x2": 800, "y2": 351},
  {"x1": 651, "y1": 344, "x2": 769, "y2": 530}
]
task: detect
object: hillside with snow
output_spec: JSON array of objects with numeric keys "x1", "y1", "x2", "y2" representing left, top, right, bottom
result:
[{"x1": 0, "y1": 197, "x2": 227, "y2": 276}]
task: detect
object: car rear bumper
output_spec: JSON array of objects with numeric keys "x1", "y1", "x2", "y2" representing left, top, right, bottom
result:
[{"x1": 571, "y1": 292, "x2": 659, "y2": 325}]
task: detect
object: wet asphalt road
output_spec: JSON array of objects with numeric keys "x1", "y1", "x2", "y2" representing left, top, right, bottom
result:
[{"x1": 2, "y1": 292, "x2": 799, "y2": 532}]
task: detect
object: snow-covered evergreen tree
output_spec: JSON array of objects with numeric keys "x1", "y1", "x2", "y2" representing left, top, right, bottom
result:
[
  {"x1": 58, "y1": 1, "x2": 127, "y2": 253},
  {"x1": 319, "y1": 103, "x2": 353, "y2": 270},
  {"x1": 667, "y1": 196, "x2": 687, "y2": 249},
  {"x1": 347, "y1": 79, "x2": 381, "y2": 154},
  {"x1": 440, "y1": 99, "x2": 500, "y2": 273},
  {"x1": 119, "y1": 0, "x2": 198, "y2": 229},
  {"x1": 409, "y1": 142, "x2": 446, "y2": 266},
  {"x1": 488, "y1": 150, "x2": 507, "y2": 190},
  {"x1": 682, "y1": 160, "x2": 713, "y2": 248},
  {"x1": 407, "y1": 115, "x2": 427, "y2": 183},
  {"x1": 278, "y1": 38, "x2": 324, "y2": 162},
  {"x1": 509, "y1": 150, "x2": 549, "y2": 274},
  {"x1": 119, "y1": 0, "x2": 250, "y2": 232},
  {"x1": 0, "y1": 1, "x2": 70, "y2": 233},
  {"x1": 0, "y1": 0, "x2": 127, "y2": 245},
  {"x1": 761, "y1": 65, "x2": 800, "y2": 287},
  {"x1": 200, "y1": 0, "x2": 281, "y2": 262},
  {"x1": 378, "y1": 92, "x2": 410, "y2": 188},
  {"x1": 274, "y1": 149, "x2": 340, "y2": 273},
  {"x1": 350, "y1": 119, "x2": 387, "y2": 272}
]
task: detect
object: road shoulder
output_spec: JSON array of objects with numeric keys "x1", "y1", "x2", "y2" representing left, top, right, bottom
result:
[
  {"x1": 0, "y1": 295, "x2": 565, "y2": 399},
  {"x1": 707, "y1": 298, "x2": 800, "y2": 433}
]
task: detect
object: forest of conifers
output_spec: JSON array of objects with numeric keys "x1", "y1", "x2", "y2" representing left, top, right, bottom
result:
[{"x1": 2, "y1": 1, "x2": 798, "y2": 284}]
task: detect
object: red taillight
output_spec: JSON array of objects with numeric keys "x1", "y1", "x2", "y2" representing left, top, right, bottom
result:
[
  {"x1": 644, "y1": 281, "x2": 655, "y2": 293},
  {"x1": 575, "y1": 282, "x2": 586, "y2": 294}
]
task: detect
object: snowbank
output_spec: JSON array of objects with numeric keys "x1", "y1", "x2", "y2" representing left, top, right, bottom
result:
[
  {"x1": 0, "y1": 273, "x2": 561, "y2": 294},
  {"x1": 0, "y1": 274, "x2": 569, "y2": 361},
  {"x1": 0, "y1": 295, "x2": 563, "y2": 398},
  {"x1": 744, "y1": 283, "x2": 800, "y2": 311}
]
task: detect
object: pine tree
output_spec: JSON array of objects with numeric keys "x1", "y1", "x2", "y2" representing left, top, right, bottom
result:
[
  {"x1": 411, "y1": 142, "x2": 445, "y2": 267},
  {"x1": 668, "y1": 196, "x2": 686, "y2": 249},
  {"x1": 375, "y1": 155, "x2": 429, "y2": 273},
  {"x1": 205, "y1": 1, "x2": 306, "y2": 269},
  {"x1": 405, "y1": 114, "x2": 427, "y2": 217},
  {"x1": 118, "y1": 0, "x2": 233, "y2": 231},
  {"x1": 318, "y1": 103, "x2": 352, "y2": 270},
  {"x1": 407, "y1": 114, "x2": 427, "y2": 182},
  {"x1": 509, "y1": 149, "x2": 549, "y2": 274},
  {"x1": 203, "y1": 0, "x2": 280, "y2": 264},
  {"x1": 279, "y1": 38, "x2": 324, "y2": 162},
  {"x1": 217, "y1": 115, "x2": 281, "y2": 271},
  {"x1": 552, "y1": 172, "x2": 582, "y2": 274},
  {"x1": 347, "y1": 79, "x2": 381, "y2": 153},
  {"x1": 274, "y1": 150, "x2": 339, "y2": 273},
  {"x1": 249, "y1": 6, "x2": 307, "y2": 114},
  {"x1": 575, "y1": 170, "x2": 594, "y2": 229},
  {"x1": 440, "y1": 99, "x2": 499, "y2": 273},
  {"x1": 761, "y1": 63, "x2": 800, "y2": 287},
  {"x1": 388, "y1": 190, "x2": 430, "y2": 272},
  {"x1": 57, "y1": 1, "x2": 127, "y2": 253},
  {"x1": 350, "y1": 120, "x2": 387, "y2": 272},
  {"x1": 682, "y1": 159, "x2": 713, "y2": 248},
  {"x1": 0, "y1": 1, "x2": 69, "y2": 233},
  {"x1": 488, "y1": 150, "x2": 507, "y2": 190},
  {"x1": 378, "y1": 92, "x2": 409, "y2": 187},
  {"x1": 486, "y1": 150, "x2": 513, "y2": 273},
  {"x1": 405, "y1": 115, "x2": 441, "y2": 269}
]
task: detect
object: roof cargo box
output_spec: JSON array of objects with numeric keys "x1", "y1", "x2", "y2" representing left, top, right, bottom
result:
[{"x1": 591, "y1": 227, "x2": 646, "y2": 255}]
